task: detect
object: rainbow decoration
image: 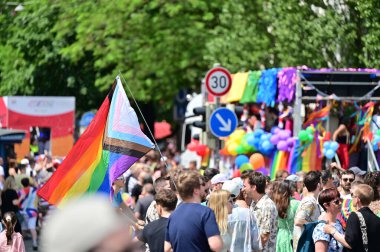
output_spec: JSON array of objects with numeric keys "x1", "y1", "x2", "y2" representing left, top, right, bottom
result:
[
  {"x1": 38, "y1": 77, "x2": 155, "y2": 206},
  {"x1": 303, "y1": 105, "x2": 331, "y2": 127},
  {"x1": 288, "y1": 139, "x2": 302, "y2": 174},
  {"x1": 349, "y1": 102, "x2": 375, "y2": 154},
  {"x1": 301, "y1": 140, "x2": 322, "y2": 172},
  {"x1": 270, "y1": 150, "x2": 289, "y2": 179}
]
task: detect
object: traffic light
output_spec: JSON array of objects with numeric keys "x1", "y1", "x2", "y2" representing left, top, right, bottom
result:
[
  {"x1": 192, "y1": 107, "x2": 206, "y2": 130},
  {"x1": 234, "y1": 106, "x2": 244, "y2": 127}
]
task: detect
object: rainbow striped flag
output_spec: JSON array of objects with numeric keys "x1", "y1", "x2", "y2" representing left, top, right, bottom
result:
[{"x1": 37, "y1": 77, "x2": 154, "y2": 206}]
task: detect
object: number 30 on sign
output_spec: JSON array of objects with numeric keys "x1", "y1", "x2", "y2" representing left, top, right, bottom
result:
[{"x1": 205, "y1": 67, "x2": 232, "y2": 97}]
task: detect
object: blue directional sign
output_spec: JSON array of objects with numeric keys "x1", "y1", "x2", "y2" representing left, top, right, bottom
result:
[{"x1": 209, "y1": 107, "x2": 238, "y2": 138}]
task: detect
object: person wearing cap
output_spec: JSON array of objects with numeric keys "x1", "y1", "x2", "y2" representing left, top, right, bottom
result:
[
  {"x1": 41, "y1": 195, "x2": 134, "y2": 252},
  {"x1": 222, "y1": 179, "x2": 261, "y2": 251},
  {"x1": 112, "y1": 175, "x2": 126, "y2": 209},
  {"x1": 15, "y1": 160, "x2": 31, "y2": 190},
  {"x1": 349, "y1": 167, "x2": 366, "y2": 182},
  {"x1": 285, "y1": 174, "x2": 302, "y2": 201},
  {"x1": 210, "y1": 174, "x2": 228, "y2": 192}
]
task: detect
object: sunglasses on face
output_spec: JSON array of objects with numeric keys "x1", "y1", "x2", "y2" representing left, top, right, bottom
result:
[
  {"x1": 342, "y1": 178, "x2": 354, "y2": 182},
  {"x1": 331, "y1": 198, "x2": 342, "y2": 205}
]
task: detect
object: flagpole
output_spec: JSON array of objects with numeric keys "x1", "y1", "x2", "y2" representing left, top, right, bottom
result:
[{"x1": 118, "y1": 72, "x2": 169, "y2": 170}]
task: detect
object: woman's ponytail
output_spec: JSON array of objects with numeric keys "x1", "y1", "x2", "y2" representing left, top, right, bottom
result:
[{"x1": 2, "y1": 212, "x2": 17, "y2": 245}]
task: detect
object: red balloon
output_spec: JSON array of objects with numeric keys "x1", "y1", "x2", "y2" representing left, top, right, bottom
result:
[
  {"x1": 233, "y1": 169, "x2": 241, "y2": 178},
  {"x1": 196, "y1": 144, "x2": 208, "y2": 157}
]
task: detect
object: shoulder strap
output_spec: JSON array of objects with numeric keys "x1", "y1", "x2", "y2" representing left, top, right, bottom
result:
[{"x1": 355, "y1": 211, "x2": 368, "y2": 252}]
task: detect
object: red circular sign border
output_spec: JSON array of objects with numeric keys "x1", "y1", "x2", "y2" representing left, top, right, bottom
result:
[{"x1": 205, "y1": 67, "x2": 232, "y2": 96}]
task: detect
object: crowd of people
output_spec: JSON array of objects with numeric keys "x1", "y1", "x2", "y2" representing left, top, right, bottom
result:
[{"x1": 0, "y1": 144, "x2": 380, "y2": 252}]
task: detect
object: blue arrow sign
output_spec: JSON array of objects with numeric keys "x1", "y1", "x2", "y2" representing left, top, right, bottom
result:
[{"x1": 209, "y1": 108, "x2": 238, "y2": 138}]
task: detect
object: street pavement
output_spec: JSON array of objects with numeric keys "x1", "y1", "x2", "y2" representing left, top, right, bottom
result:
[{"x1": 24, "y1": 238, "x2": 40, "y2": 252}]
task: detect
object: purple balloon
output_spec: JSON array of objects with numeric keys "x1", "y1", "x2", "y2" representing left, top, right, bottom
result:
[
  {"x1": 284, "y1": 130, "x2": 292, "y2": 137},
  {"x1": 278, "y1": 130, "x2": 289, "y2": 140},
  {"x1": 274, "y1": 127, "x2": 281, "y2": 134},
  {"x1": 270, "y1": 135, "x2": 280, "y2": 145},
  {"x1": 286, "y1": 137, "x2": 295, "y2": 147},
  {"x1": 255, "y1": 167, "x2": 269, "y2": 175},
  {"x1": 277, "y1": 140, "x2": 288, "y2": 151}
]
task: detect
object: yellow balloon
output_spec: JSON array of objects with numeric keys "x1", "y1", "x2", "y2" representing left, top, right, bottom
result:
[
  {"x1": 228, "y1": 142, "x2": 239, "y2": 156},
  {"x1": 229, "y1": 129, "x2": 245, "y2": 140}
]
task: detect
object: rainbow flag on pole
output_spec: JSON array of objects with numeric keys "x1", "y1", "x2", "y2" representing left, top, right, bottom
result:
[{"x1": 38, "y1": 76, "x2": 154, "y2": 206}]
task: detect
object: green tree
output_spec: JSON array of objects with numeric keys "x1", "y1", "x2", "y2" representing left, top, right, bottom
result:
[
  {"x1": 52, "y1": 0, "x2": 224, "y2": 118},
  {"x1": 0, "y1": 0, "x2": 103, "y2": 113}
]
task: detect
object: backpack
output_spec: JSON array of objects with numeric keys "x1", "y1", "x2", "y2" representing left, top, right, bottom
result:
[{"x1": 296, "y1": 220, "x2": 327, "y2": 252}]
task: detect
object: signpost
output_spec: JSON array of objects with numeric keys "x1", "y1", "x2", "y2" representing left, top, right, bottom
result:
[
  {"x1": 205, "y1": 67, "x2": 232, "y2": 96},
  {"x1": 204, "y1": 66, "x2": 233, "y2": 169},
  {"x1": 209, "y1": 108, "x2": 237, "y2": 138}
]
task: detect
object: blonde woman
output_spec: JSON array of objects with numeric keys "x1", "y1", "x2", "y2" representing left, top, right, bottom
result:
[{"x1": 208, "y1": 189, "x2": 233, "y2": 252}]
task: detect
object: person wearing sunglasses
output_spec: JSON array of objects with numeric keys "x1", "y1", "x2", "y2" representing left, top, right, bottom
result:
[
  {"x1": 324, "y1": 184, "x2": 380, "y2": 252},
  {"x1": 312, "y1": 188, "x2": 344, "y2": 252},
  {"x1": 338, "y1": 170, "x2": 355, "y2": 199}
]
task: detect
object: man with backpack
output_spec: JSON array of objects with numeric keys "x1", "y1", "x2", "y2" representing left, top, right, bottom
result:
[{"x1": 293, "y1": 171, "x2": 322, "y2": 251}]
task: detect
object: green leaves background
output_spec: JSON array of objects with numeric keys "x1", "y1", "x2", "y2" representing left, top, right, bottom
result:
[{"x1": 1, "y1": 0, "x2": 379, "y2": 118}]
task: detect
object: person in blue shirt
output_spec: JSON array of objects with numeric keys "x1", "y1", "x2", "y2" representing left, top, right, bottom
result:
[{"x1": 164, "y1": 171, "x2": 223, "y2": 252}]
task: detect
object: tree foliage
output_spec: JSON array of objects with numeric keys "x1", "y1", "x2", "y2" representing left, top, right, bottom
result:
[{"x1": 0, "y1": 0, "x2": 380, "y2": 118}]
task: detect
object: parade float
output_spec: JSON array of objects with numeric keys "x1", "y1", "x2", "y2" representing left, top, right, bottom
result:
[{"x1": 186, "y1": 67, "x2": 380, "y2": 177}]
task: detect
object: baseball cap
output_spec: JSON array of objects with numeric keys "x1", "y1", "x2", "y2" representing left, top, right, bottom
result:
[
  {"x1": 20, "y1": 158, "x2": 29, "y2": 165},
  {"x1": 285, "y1": 174, "x2": 300, "y2": 182},
  {"x1": 349, "y1": 167, "x2": 366, "y2": 176},
  {"x1": 222, "y1": 180, "x2": 242, "y2": 198},
  {"x1": 211, "y1": 174, "x2": 228, "y2": 185},
  {"x1": 232, "y1": 177, "x2": 244, "y2": 189}
]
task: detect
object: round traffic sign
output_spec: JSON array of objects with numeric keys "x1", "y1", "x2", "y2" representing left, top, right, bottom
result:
[
  {"x1": 205, "y1": 67, "x2": 232, "y2": 97},
  {"x1": 209, "y1": 107, "x2": 238, "y2": 138}
]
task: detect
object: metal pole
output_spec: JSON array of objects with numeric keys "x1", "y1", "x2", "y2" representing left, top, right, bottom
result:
[
  {"x1": 367, "y1": 141, "x2": 380, "y2": 171},
  {"x1": 293, "y1": 70, "x2": 302, "y2": 135},
  {"x1": 214, "y1": 97, "x2": 221, "y2": 169}
]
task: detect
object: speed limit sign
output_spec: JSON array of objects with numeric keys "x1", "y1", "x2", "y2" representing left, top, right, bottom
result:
[{"x1": 205, "y1": 67, "x2": 232, "y2": 97}]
